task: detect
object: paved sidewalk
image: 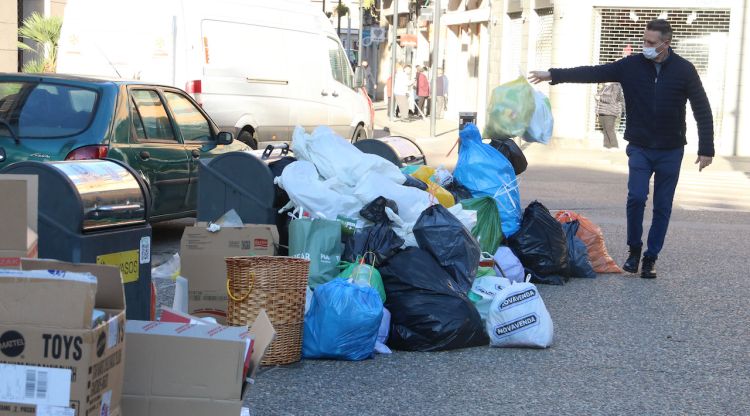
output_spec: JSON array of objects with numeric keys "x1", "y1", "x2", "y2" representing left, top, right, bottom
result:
[{"x1": 240, "y1": 143, "x2": 750, "y2": 416}]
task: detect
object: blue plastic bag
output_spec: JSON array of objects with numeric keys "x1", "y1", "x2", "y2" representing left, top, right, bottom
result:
[
  {"x1": 454, "y1": 124, "x2": 522, "y2": 238},
  {"x1": 561, "y1": 221, "x2": 597, "y2": 278},
  {"x1": 303, "y1": 279, "x2": 383, "y2": 361}
]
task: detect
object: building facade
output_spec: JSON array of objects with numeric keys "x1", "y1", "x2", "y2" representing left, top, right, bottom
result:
[{"x1": 0, "y1": 0, "x2": 68, "y2": 72}]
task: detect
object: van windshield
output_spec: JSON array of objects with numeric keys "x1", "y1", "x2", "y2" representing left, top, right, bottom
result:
[{"x1": 0, "y1": 81, "x2": 98, "y2": 138}]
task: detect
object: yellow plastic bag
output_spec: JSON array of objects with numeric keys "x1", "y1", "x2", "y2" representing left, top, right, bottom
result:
[{"x1": 412, "y1": 166, "x2": 455, "y2": 208}]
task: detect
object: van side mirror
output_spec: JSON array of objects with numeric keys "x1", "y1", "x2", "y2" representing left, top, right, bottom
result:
[
  {"x1": 217, "y1": 131, "x2": 234, "y2": 145},
  {"x1": 352, "y1": 67, "x2": 365, "y2": 89}
]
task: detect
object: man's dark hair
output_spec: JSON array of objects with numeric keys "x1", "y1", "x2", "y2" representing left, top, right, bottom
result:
[{"x1": 647, "y1": 19, "x2": 673, "y2": 41}]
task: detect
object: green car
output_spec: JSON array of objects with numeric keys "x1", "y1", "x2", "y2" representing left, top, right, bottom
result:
[{"x1": 0, "y1": 73, "x2": 250, "y2": 221}]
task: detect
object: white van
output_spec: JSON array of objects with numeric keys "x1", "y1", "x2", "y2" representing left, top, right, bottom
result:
[{"x1": 57, "y1": 0, "x2": 374, "y2": 147}]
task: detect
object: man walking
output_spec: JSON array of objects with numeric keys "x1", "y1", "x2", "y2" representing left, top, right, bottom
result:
[
  {"x1": 393, "y1": 64, "x2": 411, "y2": 121},
  {"x1": 596, "y1": 81, "x2": 624, "y2": 149},
  {"x1": 436, "y1": 68, "x2": 448, "y2": 119},
  {"x1": 361, "y1": 60, "x2": 375, "y2": 99},
  {"x1": 529, "y1": 19, "x2": 714, "y2": 279},
  {"x1": 416, "y1": 66, "x2": 430, "y2": 118}
]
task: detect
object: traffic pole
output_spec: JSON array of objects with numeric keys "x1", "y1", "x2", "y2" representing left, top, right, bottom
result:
[
  {"x1": 429, "y1": 0, "x2": 440, "y2": 137},
  {"x1": 389, "y1": 0, "x2": 399, "y2": 121}
]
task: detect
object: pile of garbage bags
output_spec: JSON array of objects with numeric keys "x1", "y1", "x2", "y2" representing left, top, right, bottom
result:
[{"x1": 270, "y1": 111, "x2": 620, "y2": 359}]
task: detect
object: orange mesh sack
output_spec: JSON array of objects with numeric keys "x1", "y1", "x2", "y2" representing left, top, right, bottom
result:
[{"x1": 555, "y1": 210, "x2": 623, "y2": 273}]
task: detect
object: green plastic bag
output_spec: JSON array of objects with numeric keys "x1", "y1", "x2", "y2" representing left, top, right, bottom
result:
[
  {"x1": 338, "y1": 260, "x2": 386, "y2": 303},
  {"x1": 483, "y1": 76, "x2": 535, "y2": 139},
  {"x1": 289, "y1": 218, "x2": 343, "y2": 288},
  {"x1": 461, "y1": 197, "x2": 504, "y2": 254}
]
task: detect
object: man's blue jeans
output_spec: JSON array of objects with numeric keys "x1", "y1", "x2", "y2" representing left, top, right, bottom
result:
[{"x1": 626, "y1": 144, "x2": 684, "y2": 259}]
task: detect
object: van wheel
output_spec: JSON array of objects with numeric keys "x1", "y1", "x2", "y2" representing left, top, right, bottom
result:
[
  {"x1": 238, "y1": 129, "x2": 258, "y2": 150},
  {"x1": 352, "y1": 125, "x2": 367, "y2": 143}
]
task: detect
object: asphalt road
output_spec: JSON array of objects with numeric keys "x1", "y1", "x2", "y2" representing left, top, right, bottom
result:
[{"x1": 153, "y1": 145, "x2": 750, "y2": 415}]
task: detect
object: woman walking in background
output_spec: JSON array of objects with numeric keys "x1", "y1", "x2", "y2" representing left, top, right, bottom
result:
[{"x1": 596, "y1": 81, "x2": 624, "y2": 149}]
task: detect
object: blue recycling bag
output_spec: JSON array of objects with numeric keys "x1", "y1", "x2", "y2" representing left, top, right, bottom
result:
[
  {"x1": 303, "y1": 278, "x2": 383, "y2": 361},
  {"x1": 454, "y1": 124, "x2": 522, "y2": 238}
]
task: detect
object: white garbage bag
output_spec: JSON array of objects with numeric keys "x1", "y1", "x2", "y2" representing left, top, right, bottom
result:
[
  {"x1": 354, "y1": 170, "x2": 432, "y2": 224},
  {"x1": 291, "y1": 126, "x2": 406, "y2": 187},
  {"x1": 385, "y1": 207, "x2": 418, "y2": 248},
  {"x1": 447, "y1": 204, "x2": 478, "y2": 232},
  {"x1": 374, "y1": 307, "x2": 392, "y2": 354},
  {"x1": 468, "y1": 276, "x2": 512, "y2": 321},
  {"x1": 493, "y1": 246, "x2": 526, "y2": 283},
  {"x1": 276, "y1": 161, "x2": 363, "y2": 220},
  {"x1": 487, "y1": 281, "x2": 554, "y2": 348},
  {"x1": 522, "y1": 89, "x2": 554, "y2": 145}
]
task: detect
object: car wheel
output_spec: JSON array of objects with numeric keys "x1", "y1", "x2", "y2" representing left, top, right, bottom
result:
[
  {"x1": 238, "y1": 129, "x2": 258, "y2": 150},
  {"x1": 352, "y1": 125, "x2": 367, "y2": 143}
]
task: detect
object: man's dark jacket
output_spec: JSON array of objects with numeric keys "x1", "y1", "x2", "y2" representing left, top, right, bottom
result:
[{"x1": 550, "y1": 49, "x2": 714, "y2": 156}]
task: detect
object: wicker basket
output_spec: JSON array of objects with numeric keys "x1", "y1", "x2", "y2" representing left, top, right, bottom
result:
[{"x1": 226, "y1": 256, "x2": 310, "y2": 365}]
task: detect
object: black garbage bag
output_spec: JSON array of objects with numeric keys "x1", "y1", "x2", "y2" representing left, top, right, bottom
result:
[
  {"x1": 507, "y1": 201, "x2": 569, "y2": 284},
  {"x1": 380, "y1": 248, "x2": 489, "y2": 351},
  {"x1": 360, "y1": 196, "x2": 399, "y2": 224},
  {"x1": 268, "y1": 156, "x2": 297, "y2": 256},
  {"x1": 403, "y1": 174, "x2": 429, "y2": 191},
  {"x1": 524, "y1": 267, "x2": 566, "y2": 286},
  {"x1": 413, "y1": 205, "x2": 481, "y2": 293},
  {"x1": 342, "y1": 223, "x2": 405, "y2": 265},
  {"x1": 562, "y1": 221, "x2": 597, "y2": 279},
  {"x1": 489, "y1": 137, "x2": 527, "y2": 176},
  {"x1": 444, "y1": 179, "x2": 474, "y2": 202}
]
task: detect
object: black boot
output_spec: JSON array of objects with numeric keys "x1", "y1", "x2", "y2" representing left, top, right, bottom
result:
[
  {"x1": 640, "y1": 256, "x2": 657, "y2": 279},
  {"x1": 622, "y1": 246, "x2": 642, "y2": 274}
]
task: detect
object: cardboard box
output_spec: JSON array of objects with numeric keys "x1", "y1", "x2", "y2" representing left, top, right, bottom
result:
[
  {"x1": 0, "y1": 260, "x2": 126, "y2": 416},
  {"x1": 180, "y1": 223, "x2": 278, "y2": 323},
  {"x1": 122, "y1": 311, "x2": 275, "y2": 416},
  {"x1": 0, "y1": 175, "x2": 38, "y2": 268}
]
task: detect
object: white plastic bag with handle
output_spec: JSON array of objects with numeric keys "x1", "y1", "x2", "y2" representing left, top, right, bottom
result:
[
  {"x1": 522, "y1": 89, "x2": 553, "y2": 144},
  {"x1": 291, "y1": 126, "x2": 406, "y2": 187},
  {"x1": 487, "y1": 281, "x2": 553, "y2": 348},
  {"x1": 468, "y1": 275, "x2": 512, "y2": 322},
  {"x1": 276, "y1": 160, "x2": 363, "y2": 220}
]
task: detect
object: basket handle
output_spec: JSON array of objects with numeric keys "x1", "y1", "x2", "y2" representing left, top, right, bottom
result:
[{"x1": 227, "y1": 272, "x2": 255, "y2": 302}]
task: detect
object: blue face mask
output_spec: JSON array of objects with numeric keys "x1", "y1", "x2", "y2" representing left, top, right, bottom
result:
[{"x1": 643, "y1": 42, "x2": 666, "y2": 60}]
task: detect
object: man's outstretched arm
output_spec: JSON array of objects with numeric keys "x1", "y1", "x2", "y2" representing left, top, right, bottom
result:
[{"x1": 529, "y1": 62, "x2": 623, "y2": 85}]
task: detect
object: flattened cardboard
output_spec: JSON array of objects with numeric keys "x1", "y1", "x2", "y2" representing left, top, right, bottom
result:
[
  {"x1": 121, "y1": 395, "x2": 241, "y2": 416},
  {"x1": 123, "y1": 321, "x2": 248, "y2": 401},
  {"x1": 0, "y1": 175, "x2": 39, "y2": 268},
  {"x1": 0, "y1": 261, "x2": 126, "y2": 416},
  {"x1": 0, "y1": 175, "x2": 38, "y2": 251},
  {"x1": 180, "y1": 223, "x2": 278, "y2": 323},
  {"x1": 247, "y1": 310, "x2": 275, "y2": 379},
  {"x1": 0, "y1": 269, "x2": 96, "y2": 329}
]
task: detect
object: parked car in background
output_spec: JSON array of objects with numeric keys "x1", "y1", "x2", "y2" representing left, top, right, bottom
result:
[
  {"x1": 56, "y1": 0, "x2": 374, "y2": 148},
  {"x1": 0, "y1": 73, "x2": 249, "y2": 221}
]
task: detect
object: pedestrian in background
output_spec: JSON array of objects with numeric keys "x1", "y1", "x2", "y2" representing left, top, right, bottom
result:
[
  {"x1": 529, "y1": 19, "x2": 714, "y2": 279},
  {"x1": 417, "y1": 66, "x2": 430, "y2": 118},
  {"x1": 436, "y1": 68, "x2": 448, "y2": 119},
  {"x1": 393, "y1": 64, "x2": 411, "y2": 121},
  {"x1": 361, "y1": 60, "x2": 375, "y2": 99},
  {"x1": 596, "y1": 81, "x2": 624, "y2": 149}
]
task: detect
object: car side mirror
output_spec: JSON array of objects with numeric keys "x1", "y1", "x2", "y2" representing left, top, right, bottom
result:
[
  {"x1": 217, "y1": 131, "x2": 234, "y2": 145},
  {"x1": 352, "y1": 67, "x2": 365, "y2": 89}
]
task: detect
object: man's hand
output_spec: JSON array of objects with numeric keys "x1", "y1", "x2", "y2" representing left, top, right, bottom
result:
[
  {"x1": 528, "y1": 71, "x2": 552, "y2": 84},
  {"x1": 695, "y1": 156, "x2": 713, "y2": 172}
]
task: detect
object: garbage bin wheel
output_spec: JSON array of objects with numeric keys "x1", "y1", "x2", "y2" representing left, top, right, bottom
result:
[
  {"x1": 351, "y1": 124, "x2": 368, "y2": 143},
  {"x1": 238, "y1": 128, "x2": 258, "y2": 150}
]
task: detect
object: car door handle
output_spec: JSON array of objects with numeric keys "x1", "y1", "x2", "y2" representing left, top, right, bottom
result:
[
  {"x1": 321, "y1": 90, "x2": 329, "y2": 96},
  {"x1": 332, "y1": 91, "x2": 339, "y2": 97},
  {"x1": 191, "y1": 149, "x2": 201, "y2": 159},
  {"x1": 139, "y1": 151, "x2": 150, "y2": 160}
]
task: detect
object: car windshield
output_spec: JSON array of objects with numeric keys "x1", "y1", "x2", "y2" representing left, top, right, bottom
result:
[{"x1": 0, "y1": 81, "x2": 98, "y2": 138}]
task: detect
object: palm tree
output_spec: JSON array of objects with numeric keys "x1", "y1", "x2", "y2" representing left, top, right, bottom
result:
[{"x1": 17, "y1": 12, "x2": 63, "y2": 73}]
